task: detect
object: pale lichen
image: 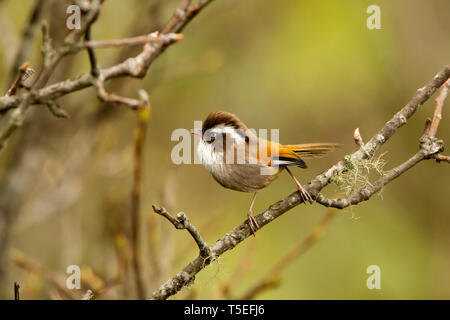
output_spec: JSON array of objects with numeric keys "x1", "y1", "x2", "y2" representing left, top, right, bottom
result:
[{"x1": 331, "y1": 152, "x2": 387, "y2": 198}]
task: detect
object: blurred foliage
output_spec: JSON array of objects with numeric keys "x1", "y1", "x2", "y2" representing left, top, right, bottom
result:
[{"x1": 0, "y1": 0, "x2": 449, "y2": 299}]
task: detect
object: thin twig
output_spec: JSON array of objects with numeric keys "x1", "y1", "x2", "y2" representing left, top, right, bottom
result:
[
  {"x1": 130, "y1": 94, "x2": 151, "y2": 299},
  {"x1": 6, "y1": 62, "x2": 32, "y2": 96},
  {"x1": 93, "y1": 78, "x2": 147, "y2": 109},
  {"x1": 0, "y1": 0, "x2": 104, "y2": 151},
  {"x1": 428, "y1": 79, "x2": 449, "y2": 138},
  {"x1": 45, "y1": 100, "x2": 70, "y2": 119},
  {"x1": 11, "y1": 249, "x2": 77, "y2": 300},
  {"x1": 84, "y1": 26, "x2": 99, "y2": 77},
  {"x1": 0, "y1": 0, "x2": 212, "y2": 116},
  {"x1": 14, "y1": 281, "x2": 20, "y2": 300},
  {"x1": 434, "y1": 154, "x2": 450, "y2": 163},
  {"x1": 353, "y1": 128, "x2": 364, "y2": 147},
  {"x1": 152, "y1": 205, "x2": 213, "y2": 260},
  {"x1": 7, "y1": 0, "x2": 46, "y2": 88},
  {"x1": 82, "y1": 32, "x2": 183, "y2": 49}
]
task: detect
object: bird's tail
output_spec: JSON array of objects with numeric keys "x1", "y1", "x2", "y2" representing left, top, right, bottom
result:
[
  {"x1": 273, "y1": 143, "x2": 339, "y2": 168},
  {"x1": 284, "y1": 143, "x2": 340, "y2": 158}
]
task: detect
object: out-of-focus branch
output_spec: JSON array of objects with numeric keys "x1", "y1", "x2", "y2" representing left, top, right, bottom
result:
[
  {"x1": 239, "y1": 209, "x2": 337, "y2": 300},
  {"x1": 14, "y1": 281, "x2": 20, "y2": 300},
  {"x1": 82, "y1": 32, "x2": 183, "y2": 50},
  {"x1": 6, "y1": 62, "x2": 33, "y2": 96},
  {"x1": 0, "y1": 0, "x2": 104, "y2": 151},
  {"x1": 11, "y1": 249, "x2": 77, "y2": 300},
  {"x1": 93, "y1": 79, "x2": 148, "y2": 109},
  {"x1": 152, "y1": 205, "x2": 213, "y2": 260},
  {"x1": 130, "y1": 95, "x2": 151, "y2": 299},
  {"x1": 7, "y1": 0, "x2": 46, "y2": 87},
  {"x1": 0, "y1": 0, "x2": 214, "y2": 152},
  {"x1": 151, "y1": 66, "x2": 449, "y2": 300},
  {"x1": 84, "y1": 25, "x2": 99, "y2": 77}
]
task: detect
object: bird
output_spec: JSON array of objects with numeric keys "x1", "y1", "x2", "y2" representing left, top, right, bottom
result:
[{"x1": 192, "y1": 111, "x2": 338, "y2": 235}]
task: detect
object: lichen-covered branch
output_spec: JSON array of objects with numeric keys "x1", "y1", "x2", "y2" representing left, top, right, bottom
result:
[{"x1": 151, "y1": 65, "x2": 449, "y2": 300}]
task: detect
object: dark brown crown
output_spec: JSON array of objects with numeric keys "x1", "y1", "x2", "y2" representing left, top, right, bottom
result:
[{"x1": 202, "y1": 111, "x2": 248, "y2": 134}]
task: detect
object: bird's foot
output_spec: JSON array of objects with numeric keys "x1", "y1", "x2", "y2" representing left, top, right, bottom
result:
[
  {"x1": 298, "y1": 185, "x2": 314, "y2": 204},
  {"x1": 247, "y1": 211, "x2": 259, "y2": 236}
]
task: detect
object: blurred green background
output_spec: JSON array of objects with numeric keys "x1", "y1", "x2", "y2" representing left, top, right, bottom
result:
[{"x1": 0, "y1": 0, "x2": 448, "y2": 299}]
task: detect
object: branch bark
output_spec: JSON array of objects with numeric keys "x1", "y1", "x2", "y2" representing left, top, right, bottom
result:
[
  {"x1": 0, "y1": 0, "x2": 215, "y2": 151},
  {"x1": 151, "y1": 65, "x2": 450, "y2": 300},
  {"x1": 130, "y1": 96, "x2": 151, "y2": 299},
  {"x1": 152, "y1": 205, "x2": 213, "y2": 261}
]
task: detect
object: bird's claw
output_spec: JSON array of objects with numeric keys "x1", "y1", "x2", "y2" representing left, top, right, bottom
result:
[
  {"x1": 299, "y1": 187, "x2": 314, "y2": 204},
  {"x1": 247, "y1": 211, "x2": 259, "y2": 236}
]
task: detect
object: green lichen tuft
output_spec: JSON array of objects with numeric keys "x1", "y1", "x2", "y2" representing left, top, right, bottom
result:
[{"x1": 331, "y1": 153, "x2": 387, "y2": 198}]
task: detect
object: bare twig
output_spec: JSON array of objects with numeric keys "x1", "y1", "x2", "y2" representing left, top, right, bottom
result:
[
  {"x1": 353, "y1": 128, "x2": 364, "y2": 147},
  {"x1": 6, "y1": 62, "x2": 32, "y2": 96},
  {"x1": 152, "y1": 205, "x2": 213, "y2": 260},
  {"x1": 84, "y1": 26, "x2": 99, "y2": 77},
  {"x1": 14, "y1": 281, "x2": 20, "y2": 300},
  {"x1": 434, "y1": 154, "x2": 450, "y2": 163},
  {"x1": 82, "y1": 32, "x2": 183, "y2": 49},
  {"x1": 11, "y1": 249, "x2": 77, "y2": 300},
  {"x1": 151, "y1": 66, "x2": 450, "y2": 300},
  {"x1": 428, "y1": 78, "x2": 449, "y2": 163},
  {"x1": 45, "y1": 100, "x2": 70, "y2": 119},
  {"x1": 7, "y1": 0, "x2": 46, "y2": 87},
  {"x1": 429, "y1": 79, "x2": 449, "y2": 137},
  {"x1": 0, "y1": 0, "x2": 104, "y2": 151},
  {"x1": 130, "y1": 95, "x2": 151, "y2": 299},
  {"x1": 0, "y1": 0, "x2": 213, "y2": 116},
  {"x1": 93, "y1": 79, "x2": 147, "y2": 109}
]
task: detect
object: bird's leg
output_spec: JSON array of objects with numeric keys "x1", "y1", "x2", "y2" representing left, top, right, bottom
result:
[
  {"x1": 285, "y1": 166, "x2": 313, "y2": 204},
  {"x1": 247, "y1": 192, "x2": 259, "y2": 236}
]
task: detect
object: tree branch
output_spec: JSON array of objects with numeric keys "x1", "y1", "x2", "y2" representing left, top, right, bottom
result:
[
  {"x1": 151, "y1": 65, "x2": 450, "y2": 300},
  {"x1": 130, "y1": 95, "x2": 151, "y2": 299},
  {"x1": 14, "y1": 281, "x2": 20, "y2": 300},
  {"x1": 7, "y1": 0, "x2": 46, "y2": 88},
  {"x1": 11, "y1": 249, "x2": 77, "y2": 300},
  {"x1": 152, "y1": 205, "x2": 213, "y2": 260},
  {"x1": 0, "y1": 0, "x2": 214, "y2": 152}
]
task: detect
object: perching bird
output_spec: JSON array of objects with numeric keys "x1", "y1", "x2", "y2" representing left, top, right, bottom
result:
[{"x1": 193, "y1": 111, "x2": 338, "y2": 235}]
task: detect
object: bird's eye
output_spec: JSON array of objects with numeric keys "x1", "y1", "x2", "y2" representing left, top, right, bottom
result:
[{"x1": 205, "y1": 132, "x2": 216, "y2": 144}]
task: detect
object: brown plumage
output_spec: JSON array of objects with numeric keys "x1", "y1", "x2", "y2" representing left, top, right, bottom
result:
[{"x1": 196, "y1": 111, "x2": 338, "y2": 235}]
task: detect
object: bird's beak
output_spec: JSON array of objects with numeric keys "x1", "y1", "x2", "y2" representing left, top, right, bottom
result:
[{"x1": 190, "y1": 129, "x2": 202, "y2": 137}]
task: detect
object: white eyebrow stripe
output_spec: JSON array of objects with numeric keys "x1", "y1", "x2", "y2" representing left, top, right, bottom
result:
[{"x1": 212, "y1": 125, "x2": 246, "y2": 143}]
